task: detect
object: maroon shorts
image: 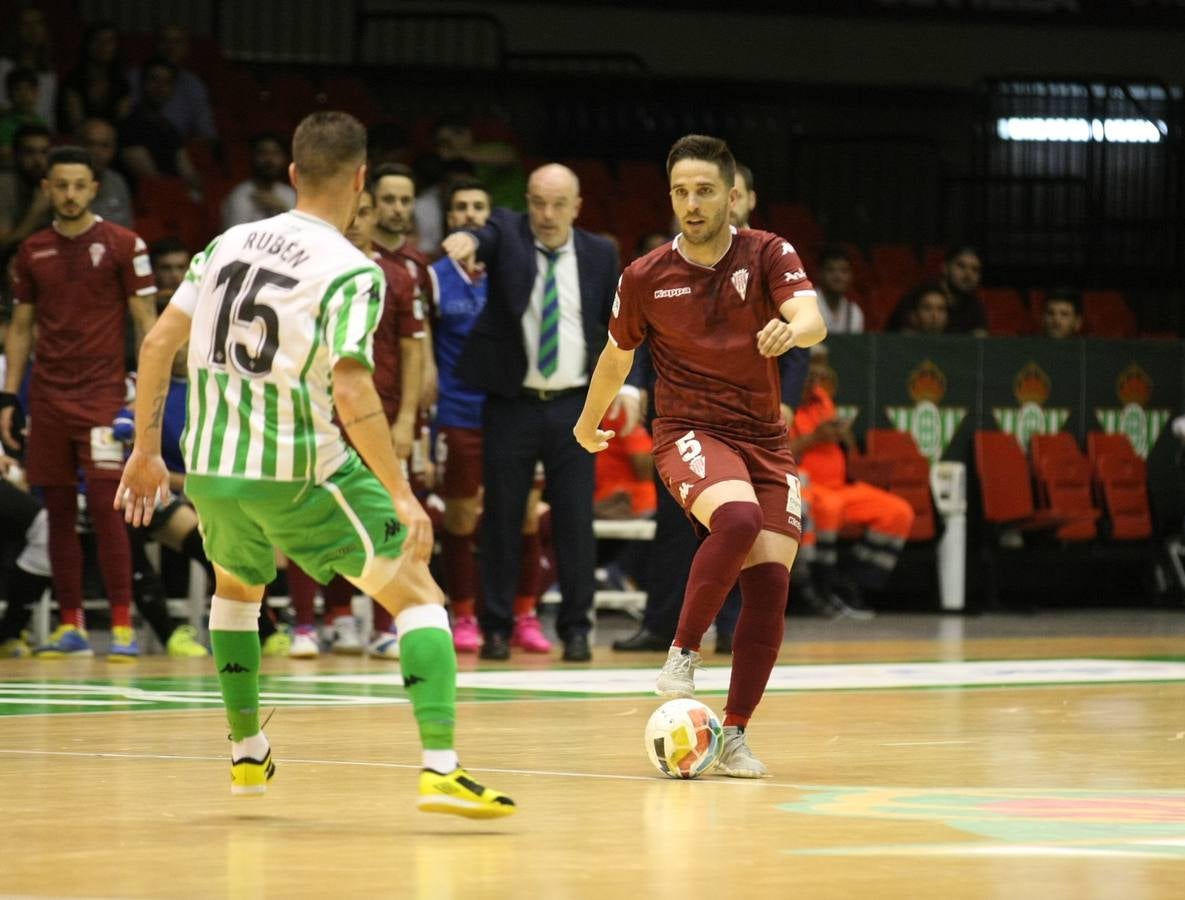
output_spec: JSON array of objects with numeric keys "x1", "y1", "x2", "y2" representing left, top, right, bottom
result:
[
  {"x1": 26, "y1": 401, "x2": 125, "y2": 487},
  {"x1": 652, "y1": 421, "x2": 802, "y2": 541},
  {"x1": 435, "y1": 426, "x2": 547, "y2": 500},
  {"x1": 435, "y1": 426, "x2": 484, "y2": 499}
]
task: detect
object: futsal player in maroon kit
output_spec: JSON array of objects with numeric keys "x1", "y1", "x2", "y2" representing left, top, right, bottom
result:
[
  {"x1": 573, "y1": 135, "x2": 826, "y2": 777},
  {"x1": 1, "y1": 145, "x2": 158, "y2": 658}
]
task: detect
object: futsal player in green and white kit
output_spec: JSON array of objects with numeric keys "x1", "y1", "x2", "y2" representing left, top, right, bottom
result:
[{"x1": 115, "y1": 111, "x2": 515, "y2": 819}]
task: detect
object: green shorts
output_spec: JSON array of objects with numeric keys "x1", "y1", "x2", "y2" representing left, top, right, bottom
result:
[{"x1": 186, "y1": 455, "x2": 407, "y2": 587}]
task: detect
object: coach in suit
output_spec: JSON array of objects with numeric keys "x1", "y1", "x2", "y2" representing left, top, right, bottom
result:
[{"x1": 443, "y1": 164, "x2": 623, "y2": 662}]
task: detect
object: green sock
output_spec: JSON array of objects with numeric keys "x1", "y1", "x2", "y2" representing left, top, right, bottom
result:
[
  {"x1": 211, "y1": 629, "x2": 262, "y2": 741},
  {"x1": 398, "y1": 626, "x2": 457, "y2": 750}
]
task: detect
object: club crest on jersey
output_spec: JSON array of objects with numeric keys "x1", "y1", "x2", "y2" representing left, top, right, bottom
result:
[
  {"x1": 89, "y1": 242, "x2": 105, "y2": 267},
  {"x1": 689, "y1": 456, "x2": 706, "y2": 478},
  {"x1": 731, "y1": 268, "x2": 750, "y2": 300}
]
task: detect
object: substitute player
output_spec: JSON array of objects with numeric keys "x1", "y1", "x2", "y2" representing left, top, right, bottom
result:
[
  {"x1": 116, "y1": 111, "x2": 515, "y2": 817},
  {"x1": 574, "y1": 135, "x2": 826, "y2": 777},
  {"x1": 1, "y1": 144, "x2": 158, "y2": 659}
]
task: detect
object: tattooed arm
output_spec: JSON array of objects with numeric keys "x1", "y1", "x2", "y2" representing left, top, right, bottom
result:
[{"x1": 115, "y1": 305, "x2": 193, "y2": 526}]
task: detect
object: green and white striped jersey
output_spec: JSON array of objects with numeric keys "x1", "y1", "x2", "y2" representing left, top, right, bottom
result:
[{"x1": 171, "y1": 210, "x2": 384, "y2": 484}]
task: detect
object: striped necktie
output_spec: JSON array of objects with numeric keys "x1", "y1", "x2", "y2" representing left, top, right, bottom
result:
[{"x1": 537, "y1": 248, "x2": 560, "y2": 378}]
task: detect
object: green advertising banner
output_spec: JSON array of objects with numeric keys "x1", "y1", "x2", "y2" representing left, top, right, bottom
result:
[
  {"x1": 874, "y1": 335, "x2": 980, "y2": 463},
  {"x1": 1084, "y1": 341, "x2": 1180, "y2": 460},
  {"x1": 981, "y1": 338, "x2": 1084, "y2": 450}
]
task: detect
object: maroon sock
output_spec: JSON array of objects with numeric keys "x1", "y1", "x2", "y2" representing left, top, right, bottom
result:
[
  {"x1": 441, "y1": 530, "x2": 478, "y2": 605},
  {"x1": 673, "y1": 502, "x2": 763, "y2": 651},
  {"x1": 325, "y1": 575, "x2": 354, "y2": 621},
  {"x1": 724, "y1": 562, "x2": 790, "y2": 727},
  {"x1": 86, "y1": 480, "x2": 133, "y2": 626},
  {"x1": 286, "y1": 561, "x2": 318, "y2": 627},
  {"x1": 42, "y1": 486, "x2": 85, "y2": 629},
  {"x1": 515, "y1": 531, "x2": 542, "y2": 614}
]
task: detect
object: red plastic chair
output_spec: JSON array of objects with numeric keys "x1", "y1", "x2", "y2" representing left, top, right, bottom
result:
[
  {"x1": 1095, "y1": 454, "x2": 1152, "y2": 540},
  {"x1": 974, "y1": 431, "x2": 1063, "y2": 531},
  {"x1": 1082, "y1": 290, "x2": 1137, "y2": 338}
]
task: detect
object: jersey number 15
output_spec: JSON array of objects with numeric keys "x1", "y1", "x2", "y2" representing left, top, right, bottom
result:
[{"x1": 209, "y1": 261, "x2": 297, "y2": 376}]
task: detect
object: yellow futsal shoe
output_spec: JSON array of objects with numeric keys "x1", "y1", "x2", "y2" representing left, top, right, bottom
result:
[
  {"x1": 166, "y1": 625, "x2": 209, "y2": 658},
  {"x1": 231, "y1": 749, "x2": 276, "y2": 796},
  {"x1": 418, "y1": 767, "x2": 517, "y2": 819}
]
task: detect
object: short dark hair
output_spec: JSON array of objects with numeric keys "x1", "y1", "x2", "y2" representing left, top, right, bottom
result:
[
  {"x1": 12, "y1": 122, "x2": 50, "y2": 151},
  {"x1": 443, "y1": 176, "x2": 489, "y2": 212},
  {"x1": 905, "y1": 282, "x2": 948, "y2": 312},
  {"x1": 735, "y1": 162, "x2": 755, "y2": 193},
  {"x1": 666, "y1": 134, "x2": 736, "y2": 188},
  {"x1": 149, "y1": 236, "x2": 189, "y2": 264},
  {"x1": 291, "y1": 111, "x2": 367, "y2": 186},
  {"x1": 46, "y1": 145, "x2": 96, "y2": 177},
  {"x1": 1044, "y1": 287, "x2": 1082, "y2": 315},
  {"x1": 5, "y1": 66, "x2": 38, "y2": 96},
  {"x1": 141, "y1": 56, "x2": 178, "y2": 79},
  {"x1": 818, "y1": 244, "x2": 850, "y2": 267},
  {"x1": 249, "y1": 131, "x2": 287, "y2": 153},
  {"x1": 370, "y1": 161, "x2": 415, "y2": 191},
  {"x1": 945, "y1": 243, "x2": 980, "y2": 264}
]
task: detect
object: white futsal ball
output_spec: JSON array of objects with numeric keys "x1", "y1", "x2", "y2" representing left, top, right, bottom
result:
[{"x1": 644, "y1": 698, "x2": 724, "y2": 779}]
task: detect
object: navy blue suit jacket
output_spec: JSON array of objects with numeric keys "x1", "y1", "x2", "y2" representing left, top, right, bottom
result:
[{"x1": 456, "y1": 208, "x2": 620, "y2": 400}]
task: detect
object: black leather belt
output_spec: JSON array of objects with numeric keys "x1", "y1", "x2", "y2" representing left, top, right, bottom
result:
[{"x1": 520, "y1": 386, "x2": 585, "y2": 402}]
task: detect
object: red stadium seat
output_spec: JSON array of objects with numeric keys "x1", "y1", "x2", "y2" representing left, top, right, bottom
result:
[
  {"x1": 1094, "y1": 454, "x2": 1152, "y2": 540},
  {"x1": 846, "y1": 454, "x2": 893, "y2": 490},
  {"x1": 1032, "y1": 454, "x2": 1101, "y2": 541},
  {"x1": 1082, "y1": 290, "x2": 1137, "y2": 338},
  {"x1": 974, "y1": 430, "x2": 1063, "y2": 531},
  {"x1": 1086, "y1": 431, "x2": 1138, "y2": 467},
  {"x1": 921, "y1": 244, "x2": 945, "y2": 279},
  {"x1": 1030, "y1": 432, "x2": 1085, "y2": 480},
  {"x1": 889, "y1": 455, "x2": 936, "y2": 541},
  {"x1": 980, "y1": 287, "x2": 1034, "y2": 336},
  {"x1": 870, "y1": 243, "x2": 923, "y2": 286},
  {"x1": 865, "y1": 428, "x2": 923, "y2": 461}
]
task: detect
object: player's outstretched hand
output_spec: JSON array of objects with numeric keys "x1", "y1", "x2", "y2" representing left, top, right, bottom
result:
[
  {"x1": 115, "y1": 449, "x2": 171, "y2": 527},
  {"x1": 573, "y1": 422, "x2": 615, "y2": 454},
  {"x1": 392, "y1": 490, "x2": 434, "y2": 564},
  {"x1": 441, "y1": 232, "x2": 478, "y2": 267},
  {"x1": 756, "y1": 318, "x2": 798, "y2": 357}
]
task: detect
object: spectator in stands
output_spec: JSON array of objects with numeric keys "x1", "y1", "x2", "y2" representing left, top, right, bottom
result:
[
  {"x1": 637, "y1": 231, "x2": 670, "y2": 256},
  {"x1": 442, "y1": 163, "x2": 621, "y2": 662},
  {"x1": 790, "y1": 344, "x2": 913, "y2": 611},
  {"x1": 129, "y1": 25, "x2": 216, "y2": 141},
  {"x1": 434, "y1": 116, "x2": 526, "y2": 212},
  {"x1": 119, "y1": 57, "x2": 202, "y2": 197},
  {"x1": 221, "y1": 132, "x2": 295, "y2": 228},
  {"x1": 1041, "y1": 287, "x2": 1083, "y2": 339},
  {"x1": 894, "y1": 283, "x2": 950, "y2": 336},
  {"x1": 0, "y1": 7, "x2": 57, "y2": 129},
  {"x1": 431, "y1": 177, "x2": 550, "y2": 656},
  {"x1": 0, "y1": 123, "x2": 51, "y2": 262},
  {"x1": 939, "y1": 244, "x2": 987, "y2": 335},
  {"x1": 57, "y1": 21, "x2": 132, "y2": 135},
  {"x1": 0, "y1": 68, "x2": 47, "y2": 169},
  {"x1": 1, "y1": 145, "x2": 157, "y2": 659},
  {"x1": 814, "y1": 245, "x2": 865, "y2": 334},
  {"x1": 80, "y1": 117, "x2": 134, "y2": 228},
  {"x1": 730, "y1": 162, "x2": 757, "y2": 229}
]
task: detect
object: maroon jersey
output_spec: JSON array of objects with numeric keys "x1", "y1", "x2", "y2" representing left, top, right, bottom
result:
[
  {"x1": 11, "y1": 218, "x2": 155, "y2": 418},
  {"x1": 371, "y1": 254, "x2": 426, "y2": 422},
  {"x1": 375, "y1": 240, "x2": 434, "y2": 317},
  {"x1": 610, "y1": 228, "x2": 815, "y2": 444}
]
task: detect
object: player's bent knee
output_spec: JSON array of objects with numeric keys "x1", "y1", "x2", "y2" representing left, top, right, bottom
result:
[
  {"x1": 744, "y1": 529, "x2": 798, "y2": 570},
  {"x1": 350, "y1": 554, "x2": 445, "y2": 617}
]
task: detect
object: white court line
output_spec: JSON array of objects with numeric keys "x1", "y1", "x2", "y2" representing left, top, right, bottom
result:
[{"x1": 0, "y1": 747, "x2": 802, "y2": 789}]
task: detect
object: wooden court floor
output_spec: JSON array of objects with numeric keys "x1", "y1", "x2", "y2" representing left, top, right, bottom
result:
[{"x1": 2, "y1": 616, "x2": 1185, "y2": 899}]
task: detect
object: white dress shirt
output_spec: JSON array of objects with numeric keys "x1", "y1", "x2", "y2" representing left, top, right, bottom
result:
[
  {"x1": 818, "y1": 293, "x2": 865, "y2": 334},
  {"x1": 521, "y1": 233, "x2": 587, "y2": 391}
]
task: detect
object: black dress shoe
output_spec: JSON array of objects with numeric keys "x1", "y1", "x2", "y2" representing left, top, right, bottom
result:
[
  {"x1": 479, "y1": 632, "x2": 510, "y2": 660},
  {"x1": 562, "y1": 632, "x2": 592, "y2": 662},
  {"x1": 612, "y1": 628, "x2": 670, "y2": 652},
  {"x1": 715, "y1": 631, "x2": 733, "y2": 655}
]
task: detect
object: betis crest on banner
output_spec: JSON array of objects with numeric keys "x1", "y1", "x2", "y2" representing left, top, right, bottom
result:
[
  {"x1": 1094, "y1": 363, "x2": 1171, "y2": 459},
  {"x1": 884, "y1": 360, "x2": 966, "y2": 463},
  {"x1": 992, "y1": 362, "x2": 1070, "y2": 449}
]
